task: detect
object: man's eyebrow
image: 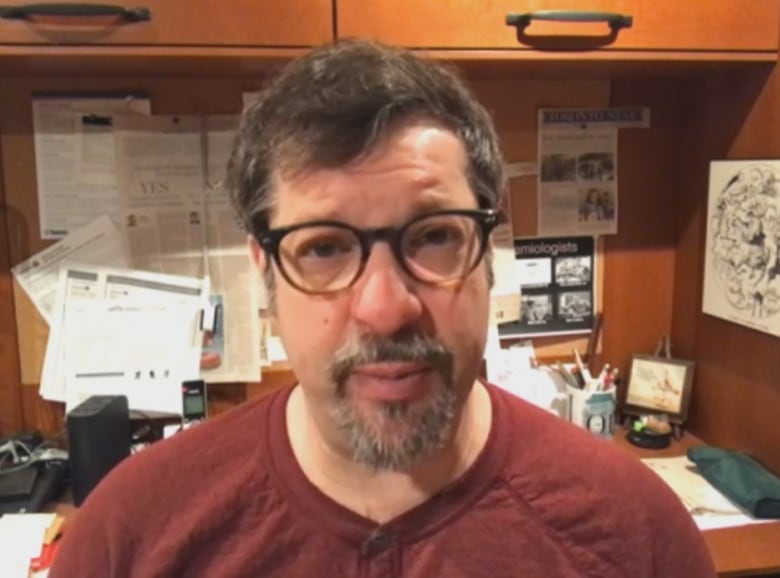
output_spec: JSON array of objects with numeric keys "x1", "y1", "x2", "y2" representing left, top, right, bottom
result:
[{"x1": 283, "y1": 194, "x2": 468, "y2": 225}]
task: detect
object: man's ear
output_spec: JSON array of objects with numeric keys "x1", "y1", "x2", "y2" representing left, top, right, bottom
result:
[{"x1": 248, "y1": 235, "x2": 267, "y2": 271}]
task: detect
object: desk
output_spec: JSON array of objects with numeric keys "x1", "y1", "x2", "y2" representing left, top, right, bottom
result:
[{"x1": 613, "y1": 430, "x2": 780, "y2": 577}]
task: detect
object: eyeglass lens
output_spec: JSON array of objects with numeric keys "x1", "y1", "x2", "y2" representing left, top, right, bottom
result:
[{"x1": 277, "y1": 213, "x2": 484, "y2": 293}]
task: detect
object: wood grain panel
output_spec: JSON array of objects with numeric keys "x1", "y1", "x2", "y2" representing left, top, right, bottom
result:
[
  {"x1": 20, "y1": 383, "x2": 63, "y2": 438},
  {"x1": 337, "y1": 0, "x2": 779, "y2": 53},
  {"x1": 669, "y1": 65, "x2": 780, "y2": 473},
  {"x1": 0, "y1": 0, "x2": 333, "y2": 47},
  {"x1": 602, "y1": 77, "x2": 681, "y2": 381},
  {"x1": 692, "y1": 363, "x2": 780, "y2": 475},
  {"x1": 0, "y1": 136, "x2": 23, "y2": 436}
]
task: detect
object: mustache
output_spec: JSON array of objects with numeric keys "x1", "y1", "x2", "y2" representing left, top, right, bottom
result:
[{"x1": 328, "y1": 331, "x2": 454, "y2": 392}]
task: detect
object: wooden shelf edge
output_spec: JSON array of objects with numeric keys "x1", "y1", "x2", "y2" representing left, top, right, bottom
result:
[{"x1": 0, "y1": 45, "x2": 775, "y2": 77}]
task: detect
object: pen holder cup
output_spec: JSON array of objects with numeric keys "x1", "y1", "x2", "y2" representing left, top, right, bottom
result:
[{"x1": 566, "y1": 385, "x2": 616, "y2": 438}]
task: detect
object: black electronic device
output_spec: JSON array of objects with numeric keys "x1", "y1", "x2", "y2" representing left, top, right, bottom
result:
[
  {"x1": 626, "y1": 428, "x2": 672, "y2": 449},
  {"x1": 0, "y1": 460, "x2": 68, "y2": 514},
  {"x1": 0, "y1": 466, "x2": 38, "y2": 503},
  {"x1": 67, "y1": 395, "x2": 131, "y2": 506},
  {"x1": 182, "y1": 379, "x2": 207, "y2": 423}
]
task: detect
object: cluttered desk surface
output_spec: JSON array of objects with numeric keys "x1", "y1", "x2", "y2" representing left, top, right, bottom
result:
[{"x1": 612, "y1": 431, "x2": 780, "y2": 577}]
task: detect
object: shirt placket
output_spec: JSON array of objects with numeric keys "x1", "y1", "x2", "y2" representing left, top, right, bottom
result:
[{"x1": 361, "y1": 528, "x2": 400, "y2": 578}]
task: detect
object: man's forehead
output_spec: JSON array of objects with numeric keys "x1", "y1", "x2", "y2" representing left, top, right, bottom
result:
[{"x1": 269, "y1": 126, "x2": 473, "y2": 224}]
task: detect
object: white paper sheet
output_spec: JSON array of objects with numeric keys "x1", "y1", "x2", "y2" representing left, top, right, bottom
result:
[
  {"x1": 63, "y1": 300, "x2": 201, "y2": 414},
  {"x1": 113, "y1": 114, "x2": 262, "y2": 383},
  {"x1": 490, "y1": 188, "x2": 521, "y2": 325},
  {"x1": 703, "y1": 160, "x2": 780, "y2": 339},
  {"x1": 642, "y1": 456, "x2": 774, "y2": 531},
  {"x1": 0, "y1": 513, "x2": 54, "y2": 578},
  {"x1": 10, "y1": 215, "x2": 127, "y2": 323},
  {"x1": 39, "y1": 264, "x2": 208, "y2": 404},
  {"x1": 32, "y1": 95, "x2": 151, "y2": 238}
]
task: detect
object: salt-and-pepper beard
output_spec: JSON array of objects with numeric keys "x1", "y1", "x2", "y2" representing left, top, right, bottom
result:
[{"x1": 327, "y1": 331, "x2": 457, "y2": 471}]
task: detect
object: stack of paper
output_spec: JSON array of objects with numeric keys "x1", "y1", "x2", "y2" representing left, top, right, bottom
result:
[{"x1": 0, "y1": 513, "x2": 62, "y2": 578}]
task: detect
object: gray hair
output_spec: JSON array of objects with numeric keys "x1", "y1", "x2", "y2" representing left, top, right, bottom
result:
[{"x1": 225, "y1": 39, "x2": 506, "y2": 239}]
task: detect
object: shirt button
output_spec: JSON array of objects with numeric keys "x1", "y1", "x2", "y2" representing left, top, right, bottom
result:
[{"x1": 364, "y1": 530, "x2": 392, "y2": 554}]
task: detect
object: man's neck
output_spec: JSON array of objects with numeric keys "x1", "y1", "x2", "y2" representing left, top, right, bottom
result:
[{"x1": 286, "y1": 382, "x2": 492, "y2": 524}]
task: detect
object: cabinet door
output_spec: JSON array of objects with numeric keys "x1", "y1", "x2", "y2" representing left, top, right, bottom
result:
[
  {"x1": 0, "y1": 0, "x2": 332, "y2": 46},
  {"x1": 337, "y1": 0, "x2": 778, "y2": 53}
]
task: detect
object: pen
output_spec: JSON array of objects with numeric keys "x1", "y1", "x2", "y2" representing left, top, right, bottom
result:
[
  {"x1": 573, "y1": 348, "x2": 592, "y2": 382},
  {"x1": 604, "y1": 367, "x2": 619, "y2": 390},
  {"x1": 555, "y1": 361, "x2": 580, "y2": 389}
]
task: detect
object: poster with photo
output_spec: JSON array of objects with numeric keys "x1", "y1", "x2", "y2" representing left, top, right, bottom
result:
[
  {"x1": 499, "y1": 236, "x2": 595, "y2": 338},
  {"x1": 703, "y1": 160, "x2": 780, "y2": 338},
  {"x1": 537, "y1": 107, "x2": 648, "y2": 238}
]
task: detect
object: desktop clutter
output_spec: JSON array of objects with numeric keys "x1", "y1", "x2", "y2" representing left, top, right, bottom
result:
[
  {"x1": 491, "y1": 343, "x2": 680, "y2": 445},
  {"x1": 0, "y1": 383, "x2": 208, "y2": 575},
  {"x1": 551, "y1": 349, "x2": 618, "y2": 438},
  {"x1": 1, "y1": 381, "x2": 208, "y2": 516},
  {"x1": 488, "y1": 343, "x2": 618, "y2": 438}
]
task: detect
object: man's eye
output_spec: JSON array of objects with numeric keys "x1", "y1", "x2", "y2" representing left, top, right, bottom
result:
[
  {"x1": 298, "y1": 238, "x2": 353, "y2": 260},
  {"x1": 307, "y1": 242, "x2": 341, "y2": 258},
  {"x1": 412, "y1": 226, "x2": 460, "y2": 247}
]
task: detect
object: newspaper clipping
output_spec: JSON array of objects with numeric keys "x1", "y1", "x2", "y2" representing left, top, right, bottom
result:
[
  {"x1": 114, "y1": 114, "x2": 262, "y2": 383},
  {"x1": 537, "y1": 107, "x2": 648, "y2": 237}
]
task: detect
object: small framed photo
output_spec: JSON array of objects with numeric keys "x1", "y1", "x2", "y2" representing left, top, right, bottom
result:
[{"x1": 624, "y1": 355, "x2": 695, "y2": 424}]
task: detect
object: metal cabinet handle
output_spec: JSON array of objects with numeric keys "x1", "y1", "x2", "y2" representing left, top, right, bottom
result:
[
  {"x1": 0, "y1": 3, "x2": 150, "y2": 22},
  {"x1": 506, "y1": 10, "x2": 632, "y2": 49},
  {"x1": 506, "y1": 10, "x2": 632, "y2": 32}
]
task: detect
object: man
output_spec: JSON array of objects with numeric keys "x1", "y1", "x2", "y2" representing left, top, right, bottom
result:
[{"x1": 51, "y1": 40, "x2": 715, "y2": 577}]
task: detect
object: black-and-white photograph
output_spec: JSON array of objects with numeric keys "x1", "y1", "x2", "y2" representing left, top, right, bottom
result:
[
  {"x1": 577, "y1": 152, "x2": 615, "y2": 181},
  {"x1": 500, "y1": 236, "x2": 595, "y2": 338},
  {"x1": 520, "y1": 295, "x2": 553, "y2": 325},
  {"x1": 540, "y1": 153, "x2": 577, "y2": 182},
  {"x1": 558, "y1": 291, "x2": 592, "y2": 320},
  {"x1": 578, "y1": 187, "x2": 615, "y2": 222},
  {"x1": 555, "y1": 256, "x2": 591, "y2": 286}
]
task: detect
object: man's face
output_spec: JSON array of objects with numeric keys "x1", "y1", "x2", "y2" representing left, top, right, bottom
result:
[{"x1": 253, "y1": 122, "x2": 491, "y2": 471}]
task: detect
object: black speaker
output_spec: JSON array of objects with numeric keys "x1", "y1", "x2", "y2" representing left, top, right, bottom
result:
[{"x1": 67, "y1": 395, "x2": 131, "y2": 506}]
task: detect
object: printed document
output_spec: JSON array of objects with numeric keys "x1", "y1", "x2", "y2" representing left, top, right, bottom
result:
[
  {"x1": 642, "y1": 456, "x2": 773, "y2": 531},
  {"x1": 39, "y1": 264, "x2": 208, "y2": 406},
  {"x1": 537, "y1": 108, "x2": 648, "y2": 237},
  {"x1": 11, "y1": 215, "x2": 127, "y2": 324},
  {"x1": 113, "y1": 114, "x2": 262, "y2": 383},
  {"x1": 32, "y1": 94, "x2": 151, "y2": 238},
  {"x1": 63, "y1": 300, "x2": 202, "y2": 414}
]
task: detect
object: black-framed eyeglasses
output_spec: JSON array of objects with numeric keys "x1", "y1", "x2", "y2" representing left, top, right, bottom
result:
[{"x1": 254, "y1": 209, "x2": 500, "y2": 295}]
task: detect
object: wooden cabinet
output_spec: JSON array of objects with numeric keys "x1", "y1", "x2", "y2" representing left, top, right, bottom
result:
[
  {"x1": 337, "y1": 0, "x2": 778, "y2": 54},
  {"x1": 0, "y1": 0, "x2": 333, "y2": 47}
]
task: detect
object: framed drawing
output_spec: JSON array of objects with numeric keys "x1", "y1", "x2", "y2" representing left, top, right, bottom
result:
[
  {"x1": 624, "y1": 355, "x2": 695, "y2": 424},
  {"x1": 703, "y1": 160, "x2": 780, "y2": 338}
]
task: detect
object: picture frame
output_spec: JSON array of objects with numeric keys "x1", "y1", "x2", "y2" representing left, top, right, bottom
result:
[{"x1": 623, "y1": 355, "x2": 695, "y2": 424}]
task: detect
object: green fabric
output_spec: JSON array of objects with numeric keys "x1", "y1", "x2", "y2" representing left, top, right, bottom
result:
[{"x1": 687, "y1": 446, "x2": 780, "y2": 519}]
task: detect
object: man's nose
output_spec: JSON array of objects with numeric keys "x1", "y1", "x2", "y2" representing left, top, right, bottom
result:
[{"x1": 350, "y1": 244, "x2": 423, "y2": 335}]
